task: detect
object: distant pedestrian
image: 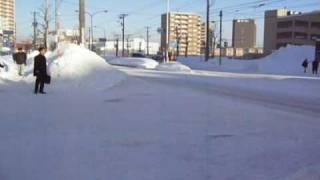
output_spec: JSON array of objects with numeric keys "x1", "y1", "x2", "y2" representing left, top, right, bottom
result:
[
  {"x1": 34, "y1": 47, "x2": 48, "y2": 94},
  {"x1": 302, "y1": 58, "x2": 309, "y2": 73},
  {"x1": 12, "y1": 47, "x2": 27, "y2": 76},
  {"x1": 312, "y1": 60, "x2": 319, "y2": 75}
]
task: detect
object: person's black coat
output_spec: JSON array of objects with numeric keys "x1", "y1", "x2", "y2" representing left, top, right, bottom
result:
[
  {"x1": 33, "y1": 54, "x2": 47, "y2": 77},
  {"x1": 302, "y1": 59, "x2": 308, "y2": 68},
  {"x1": 13, "y1": 52, "x2": 27, "y2": 65},
  {"x1": 313, "y1": 60, "x2": 319, "y2": 70}
]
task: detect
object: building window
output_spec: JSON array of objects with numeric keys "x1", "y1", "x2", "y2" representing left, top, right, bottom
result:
[
  {"x1": 311, "y1": 22, "x2": 320, "y2": 29},
  {"x1": 295, "y1": 20, "x2": 309, "y2": 28},
  {"x1": 277, "y1": 21, "x2": 293, "y2": 28},
  {"x1": 294, "y1": 32, "x2": 308, "y2": 39},
  {"x1": 277, "y1": 32, "x2": 292, "y2": 39}
]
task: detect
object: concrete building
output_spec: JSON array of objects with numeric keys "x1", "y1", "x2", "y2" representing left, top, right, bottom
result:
[
  {"x1": 264, "y1": 9, "x2": 320, "y2": 54},
  {"x1": 161, "y1": 12, "x2": 202, "y2": 56},
  {"x1": 96, "y1": 38, "x2": 160, "y2": 56},
  {"x1": 232, "y1": 19, "x2": 256, "y2": 48},
  {"x1": 0, "y1": 0, "x2": 15, "y2": 47},
  {"x1": 200, "y1": 22, "x2": 214, "y2": 55}
]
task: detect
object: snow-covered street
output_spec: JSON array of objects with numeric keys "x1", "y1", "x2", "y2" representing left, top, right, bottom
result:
[{"x1": 1, "y1": 61, "x2": 320, "y2": 180}]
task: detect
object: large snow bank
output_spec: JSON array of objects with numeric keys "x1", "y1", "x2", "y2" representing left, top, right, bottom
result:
[
  {"x1": 156, "y1": 62, "x2": 192, "y2": 72},
  {"x1": 178, "y1": 45, "x2": 316, "y2": 76},
  {"x1": 0, "y1": 44, "x2": 126, "y2": 90},
  {"x1": 108, "y1": 57, "x2": 159, "y2": 69},
  {"x1": 258, "y1": 45, "x2": 315, "y2": 75},
  {"x1": 48, "y1": 44, "x2": 126, "y2": 89}
]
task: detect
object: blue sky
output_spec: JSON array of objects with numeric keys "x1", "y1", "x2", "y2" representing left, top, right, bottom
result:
[{"x1": 16, "y1": 0, "x2": 319, "y2": 47}]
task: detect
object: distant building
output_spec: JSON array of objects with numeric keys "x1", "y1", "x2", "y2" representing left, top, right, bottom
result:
[
  {"x1": 200, "y1": 22, "x2": 214, "y2": 55},
  {"x1": 59, "y1": 29, "x2": 80, "y2": 44},
  {"x1": 0, "y1": 0, "x2": 15, "y2": 48},
  {"x1": 161, "y1": 12, "x2": 202, "y2": 56},
  {"x1": 96, "y1": 38, "x2": 160, "y2": 56},
  {"x1": 264, "y1": 9, "x2": 320, "y2": 55},
  {"x1": 232, "y1": 19, "x2": 256, "y2": 48},
  {"x1": 213, "y1": 47, "x2": 263, "y2": 59}
]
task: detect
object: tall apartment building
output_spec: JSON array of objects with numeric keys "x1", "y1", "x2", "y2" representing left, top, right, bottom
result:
[
  {"x1": 232, "y1": 19, "x2": 256, "y2": 48},
  {"x1": 264, "y1": 9, "x2": 320, "y2": 54},
  {"x1": 0, "y1": 0, "x2": 15, "y2": 47},
  {"x1": 161, "y1": 12, "x2": 202, "y2": 56}
]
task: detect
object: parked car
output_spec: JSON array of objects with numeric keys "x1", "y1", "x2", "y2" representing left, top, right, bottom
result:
[{"x1": 131, "y1": 53, "x2": 146, "y2": 58}]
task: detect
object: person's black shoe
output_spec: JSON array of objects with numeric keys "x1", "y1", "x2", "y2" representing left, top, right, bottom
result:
[{"x1": 39, "y1": 91, "x2": 46, "y2": 94}]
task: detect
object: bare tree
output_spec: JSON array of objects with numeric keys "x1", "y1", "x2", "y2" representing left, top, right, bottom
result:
[
  {"x1": 211, "y1": 23, "x2": 219, "y2": 58},
  {"x1": 38, "y1": 0, "x2": 52, "y2": 48}
]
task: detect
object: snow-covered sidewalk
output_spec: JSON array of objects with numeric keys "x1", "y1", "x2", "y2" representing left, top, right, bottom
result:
[{"x1": 1, "y1": 63, "x2": 320, "y2": 180}]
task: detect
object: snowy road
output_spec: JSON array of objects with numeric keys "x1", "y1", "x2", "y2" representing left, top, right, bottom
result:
[{"x1": 1, "y1": 67, "x2": 320, "y2": 180}]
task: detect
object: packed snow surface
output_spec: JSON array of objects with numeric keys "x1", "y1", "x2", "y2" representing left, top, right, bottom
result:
[
  {"x1": 179, "y1": 45, "x2": 317, "y2": 76},
  {"x1": 156, "y1": 61, "x2": 192, "y2": 72},
  {"x1": 1, "y1": 44, "x2": 320, "y2": 180},
  {"x1": 108, "y1": 57, "x2": 159, "y2": 69}
]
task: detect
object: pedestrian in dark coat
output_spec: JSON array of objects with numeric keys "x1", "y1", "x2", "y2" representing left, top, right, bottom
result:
[
  {"x1": 13, "y1": 47, "x2": 27, "y2": 76},
  {"x1": 312, "y1": 60, "x2": 319, "y2": 75},
  {"x1": 302, "y1": 59, "x2": 308, "y2": 73},
  {"x1": 34, "y1": 47, "x2": 48, "y2": 94}
]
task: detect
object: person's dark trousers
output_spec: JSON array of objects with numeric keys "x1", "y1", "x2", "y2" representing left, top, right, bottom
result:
[{"x1": 35, "y1": 76, "x2": 45, "y2": 94}]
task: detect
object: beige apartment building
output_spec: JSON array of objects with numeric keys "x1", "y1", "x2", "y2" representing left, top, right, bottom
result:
[
  {"x1": 0, "y1": 0, "x2": 15, "y2": 47},
  {"x1": 0, "y1": 0, "x2": 15, "y2": 32},
  {"x1": 264, "y1": 9, "x2": 320, "y2": 54},
  {"x1": 161, "y1": 12, "x2": 202, "y2": 56},
  {"x1": 232, "y1": 19, "x2": 256, "y2": 48}
]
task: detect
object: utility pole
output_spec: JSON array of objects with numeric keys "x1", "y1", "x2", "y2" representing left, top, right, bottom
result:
[
  {"x1": 43, "y1": 0, "x2": 49, "y2": 48},
  {"x1": 32, "y1": 11, "x2": 38, "y2": 49},
  {"x1": 205, "y1": 0, "x2": 210, "y2": 62},
  {"x1": 219, "y1": 10, "x2": 223, "y2": 65},
  {"x1": 119, "y1": 14, "x2": 128, "y2": 57},
  {"x1": 79, "y1": 0, "x2": 85, "y2": 45},
  {"x1": 55, "y1": 0, "x2": 61, "y2": 46},
  {"x1": 55, "y1": 0, "x2": 60, "y2": 33},
  {"x1": 115, "y1": 36, "x2": 119, "y2": 57},
  {"x1": 146, "y1": 26, "x2": 150, "y2": 56}
]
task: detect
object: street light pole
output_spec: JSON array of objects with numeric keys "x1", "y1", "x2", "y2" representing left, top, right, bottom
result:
[
  {"x1": 76, "y1": 10, "x2": 108, "y2": 51},
  {"x1": 90, "y1": 14, "x2": 93, "y2": 51}
]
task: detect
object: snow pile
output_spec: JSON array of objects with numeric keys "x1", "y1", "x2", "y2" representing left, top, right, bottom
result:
[
  {"x1": 156, "y1": 61, "x2": 192, "y2": 72},
  {"x1": 108, "y1": 57, "x2": 159, "y2": 69},
  {"x1": 48, "y1": 44, "x2": 126, "y2": 89},
  {"x1": 178, "y1": 45, "x2": 316, "y2": 76},
  {"x1": 284, "y1": 165, "x2": 320, "y2": 180},
  {"x1": 0, "y1": 44, "x2": 126, "y2": 91},
  {"x1": 258, "y1": 45, "x2": 315, "y2": 75}
]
